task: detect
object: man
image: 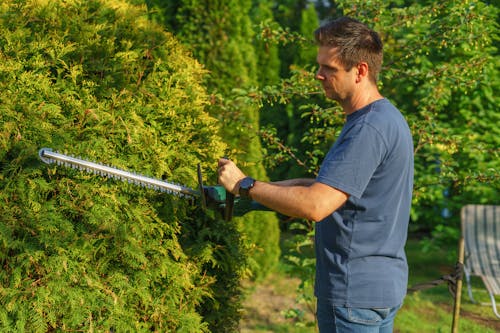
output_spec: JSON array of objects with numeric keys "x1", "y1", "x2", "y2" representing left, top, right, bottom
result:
[{"x1": 218, "y1": 17, "x2": 414, "y2": 332}]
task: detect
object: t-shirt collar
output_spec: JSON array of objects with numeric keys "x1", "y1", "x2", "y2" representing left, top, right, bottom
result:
[{"x1": 346, "y1": 98, "x2": 386, "y2": 122}]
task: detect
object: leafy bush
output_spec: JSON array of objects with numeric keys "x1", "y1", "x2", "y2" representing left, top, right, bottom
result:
[{"x1": 0, "y1": 0, "x2": 243, "y2": 331}]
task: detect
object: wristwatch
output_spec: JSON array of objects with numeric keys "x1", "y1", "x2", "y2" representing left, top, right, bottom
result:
[{"x1": 239, "y1": 176, "x2": 256, "y2": 198}]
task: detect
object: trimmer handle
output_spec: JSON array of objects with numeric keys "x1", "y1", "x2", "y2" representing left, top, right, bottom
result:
[
  {"x1": 196, "y1": 162, "x2": 268, "y2": 221},
  {"x1": 224, "y1": 192, "x2": 235, "y2": 222},
  {"x1": 197, "y1": 162, "x2": 233, "y2": 221}
]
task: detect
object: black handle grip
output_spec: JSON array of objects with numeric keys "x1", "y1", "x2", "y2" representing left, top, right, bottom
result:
[
  {"x1": 197, "y1": 163, "x2": 207, "y2": 210},
  {"x1": 224, "y1": 192, "x2": 235, "y2": 221}
]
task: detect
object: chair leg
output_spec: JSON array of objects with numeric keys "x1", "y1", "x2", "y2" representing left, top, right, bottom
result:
[
  {"x1": 464, "y1": 269, "x2": 477, "y2": 304},
  {"x1": 488, "y1": 292, "x2": 500, "y2": 319}
]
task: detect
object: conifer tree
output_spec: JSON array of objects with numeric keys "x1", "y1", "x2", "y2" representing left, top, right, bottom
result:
[
  {"x1": 259, "y1": 1, "x2": 326, "y2": 181},
  {"x1": 0, "y1": 0, "x2": 244, "y2": 331},
  {"x1": 251, "y1": 1, "x2": 282, "y2": 87},
  {"x1": 146, "y1": 0, "x2": 281, "y2": 282}
]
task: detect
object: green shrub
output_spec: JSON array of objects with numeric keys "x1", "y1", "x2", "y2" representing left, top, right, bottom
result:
[
  {"x1": 0, "y1": 0, "x2": 243, "y2": 331},
  {"x1": 145, "y1": 0, "x2": 282, "y2": 281}
]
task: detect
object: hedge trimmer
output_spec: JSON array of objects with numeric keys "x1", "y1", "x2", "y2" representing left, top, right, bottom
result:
[{"x1": 39, "y1": 148, "x2": 267, "y2": 221}]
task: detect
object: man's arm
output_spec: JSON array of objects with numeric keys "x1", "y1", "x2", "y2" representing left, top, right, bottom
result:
[
  {"x1": 218, "y1": 159, "x2": 348, "y2": 222},
  {"x1": 271, "y1": 178, "x2": 316, "y2": 186}
]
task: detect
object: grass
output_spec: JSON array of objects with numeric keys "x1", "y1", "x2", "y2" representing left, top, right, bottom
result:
[
  {"x1": 396, "y1": 238, "x2": 500, "y2": 332},
  {"x1": 240, "y1": 235, "x2": 500, "y2": 332}
]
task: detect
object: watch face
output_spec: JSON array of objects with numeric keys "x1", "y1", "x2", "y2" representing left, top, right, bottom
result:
[
  {"x1": 241, "y1": 177, "x2": 254, "y2": 189},
  {"x1": 239, "y1": 177, "x2": 255, "y2": 197}
]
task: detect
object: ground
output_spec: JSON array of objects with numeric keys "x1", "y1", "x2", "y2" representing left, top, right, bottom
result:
[
  {"x1": 239, "y1": 273, "x2": 316, "y2": 332},
  {"x1": 240, "y1": 272, "x2": 500, "y2": 332}
]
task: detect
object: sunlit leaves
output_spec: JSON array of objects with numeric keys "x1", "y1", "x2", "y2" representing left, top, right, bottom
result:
[{"x1": 0, "y1": 0, "x2": 226, "y2": 331}]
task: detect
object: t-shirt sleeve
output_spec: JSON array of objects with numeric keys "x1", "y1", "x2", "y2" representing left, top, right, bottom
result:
[{"x1": 316, "y1": 123, "x2": 386, "y2": 198}]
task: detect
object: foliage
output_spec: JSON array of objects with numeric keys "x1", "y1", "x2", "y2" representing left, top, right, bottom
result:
[
  {"x1": 146, "y1": 0, "x2": 282, "y2": 282},
  {"x1": 369, "y1": 0, "x2": 500, "y2": 235},
  {"x1": 0, "y1": 0, "x2": 245, "y2": 331},
  {"x1": 280, "y1": 222, "x2": 317, "y2": 329}
]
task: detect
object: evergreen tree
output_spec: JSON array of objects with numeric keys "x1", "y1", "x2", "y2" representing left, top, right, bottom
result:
[
  {"x1": 297, "y1": 3, "x2": 319, "y2": 67},
  {"x1": 251, "y1": 1, "x2": 282, "y2": 87},
  {"x1": 0, "y1": 0, "x2": 244, "y2": 331},
  {"x1": 259, "y1": 1, "x2": 328, "y2": 181},
  {"x1": 146, "y1": 0, "x2": 281, "y2": 283}
]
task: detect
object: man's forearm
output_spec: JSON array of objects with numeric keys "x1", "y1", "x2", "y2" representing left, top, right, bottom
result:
[
  {"x1": 271, "y1": 178, "x2": 316, "y2": 187},
  {"x1": 248, "y1": 180, "x2": 348, "y2": 222},
  {"x1": 217, "y1": 158, "x2": 347, "y2": 221}
]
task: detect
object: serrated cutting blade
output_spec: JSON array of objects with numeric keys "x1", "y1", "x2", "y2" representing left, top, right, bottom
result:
[{"x1": 38, "y1": 148, "x2": 199, "y2": 198}]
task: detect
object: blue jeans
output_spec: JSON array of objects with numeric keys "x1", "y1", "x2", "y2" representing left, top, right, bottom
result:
[{"x1": 316, "y1": 299, "x2": 400, "y2": 333}]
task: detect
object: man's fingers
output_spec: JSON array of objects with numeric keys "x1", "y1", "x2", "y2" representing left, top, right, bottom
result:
[{"x1": 218, "y1": 158, "x2": 232, "y2": 168}]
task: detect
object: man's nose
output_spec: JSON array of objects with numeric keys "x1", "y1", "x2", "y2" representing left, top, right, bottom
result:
[{"x1": 315, "y1": 70, "x2": 325, "y2": 80}]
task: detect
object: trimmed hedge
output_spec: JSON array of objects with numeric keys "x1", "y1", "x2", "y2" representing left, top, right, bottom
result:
[{"x1": 0, "y1": 0, "x2": 243, "y2": 331}]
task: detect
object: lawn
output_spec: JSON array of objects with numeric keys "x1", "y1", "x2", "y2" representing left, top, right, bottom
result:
[
  {"x1": 240, "y1": 236, "x2": 499, "y2": 332},
  {"x1": 396, "y1": 238, "x2": 499, "y2": 332}
]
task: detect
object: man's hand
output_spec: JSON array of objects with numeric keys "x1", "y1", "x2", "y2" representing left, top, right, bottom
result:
[{"x1": 218, "y1": 158, "x2": 246, "y2": 195}]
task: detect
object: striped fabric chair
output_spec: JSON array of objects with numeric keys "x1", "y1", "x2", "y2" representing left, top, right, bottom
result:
[{"x1": 461, "y1": 204, "x2": 500, "y2": 319}]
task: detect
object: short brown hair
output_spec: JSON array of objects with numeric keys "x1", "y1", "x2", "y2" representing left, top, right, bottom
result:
[{"x1": 314, "y1": 17, "x2": 383, "y2": 83}]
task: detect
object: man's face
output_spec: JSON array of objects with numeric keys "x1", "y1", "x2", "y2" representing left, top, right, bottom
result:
[{"x1": 315, "y1": 46, "x2": 356, "y2": 102}]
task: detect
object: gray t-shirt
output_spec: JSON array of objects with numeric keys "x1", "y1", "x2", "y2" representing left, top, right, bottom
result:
[{"x1": 315, "y1": 98, "x2": 414, "y2": 308}]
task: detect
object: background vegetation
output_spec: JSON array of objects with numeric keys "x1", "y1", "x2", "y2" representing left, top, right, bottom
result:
[{"x1": 0, "y1": 0, "x2": 498, "y2": 331}]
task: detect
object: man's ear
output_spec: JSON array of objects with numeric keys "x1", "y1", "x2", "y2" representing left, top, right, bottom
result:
[{"x1": 356, "y1": 62, "x2": 369, "y2": 83}]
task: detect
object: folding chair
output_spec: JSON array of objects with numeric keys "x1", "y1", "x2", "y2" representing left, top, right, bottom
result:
[{"x1": 461, "y1": 204, "x2": 500, "y2": 319}]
